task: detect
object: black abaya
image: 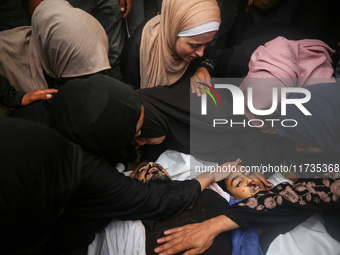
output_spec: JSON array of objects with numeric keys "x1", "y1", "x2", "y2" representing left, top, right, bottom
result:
[
  {"x1": 9, "y1": 74, "x2": 202, "y2": 253},
  {"x1": 0, "y1": 118, "x2": 82, "y2": 254}
]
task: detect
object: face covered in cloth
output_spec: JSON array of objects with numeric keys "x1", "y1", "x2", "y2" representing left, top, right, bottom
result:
[{"x1": 50, "y1": 74, "x2": 142, "y2": 160}]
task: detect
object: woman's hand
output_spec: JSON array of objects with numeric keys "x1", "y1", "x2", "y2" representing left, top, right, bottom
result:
[
  {"x1": 120, "y1": 0, "x2": 132, "y2": 18},
  {"x1": 213, "y1": 158, "x2": 242, "y2": 182},
  {"x1": 191, "y1": 67, "x2": 211, "y2": 97},
  {"x1": 22, "y1": 89, "x2": 58, "y2": 106},
  {"x1": 155, "y1": 215, "x2": 239, "y2": 255}
]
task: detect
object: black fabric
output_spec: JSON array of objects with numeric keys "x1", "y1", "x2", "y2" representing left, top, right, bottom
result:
[
  {"x1": 50, "y1": 74, "x2": 141, "y2": 163},
  {"x1": 138, "y1": 77, "x2": 265, "y2": 165},
  {"x1": 9, "y1": 75, "x2": 203, "y2": 253},
  {"x1": 46, "y1": 152, "x2": 201, "y2": 253},
  {"x1": 10, "y1": 98, "x2": 53, "y2": 126},
  {"x1": 0, "y1": 74, "x2": 25, "y2": 108},
  {"x1": 213, "y1": 22, "x2": 308, "y2": 78},
  {"x1": 145, "y1": 189, "x2": 232, "y2": 255},
  {"x1": 324, "y1": 209, "x2": 340, "y2": 242},
  {"x1": 225, "y1": 0, "x2": 340, "y2": 67},
  {"x1": 227, "y1": 0, "x2": 300, "y2": 47},
  {"x1": 0, "y1": 0, "x2": 30, "y2": 31},
  {"x1": 277, "y1": 83, "x2": 340, "y2": 157},
  {"x1": 225, "y1": 177, "x2": 340, "y2": 231},
  {"x1": 0, "y1": 118, "x2": 82, "y2": 254}
]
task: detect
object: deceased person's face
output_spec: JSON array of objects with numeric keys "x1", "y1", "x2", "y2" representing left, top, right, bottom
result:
[{"x1": 135, "y1": 162, "x2": 170, "y2": 183}]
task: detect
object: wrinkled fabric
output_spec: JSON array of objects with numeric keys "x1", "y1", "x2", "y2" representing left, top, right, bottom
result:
[
  {"x1": 140, "y1": 0, "x2": 220, "y2": 88},
  {"x1": 276, "y1": 82, "x2": 340, "y2": 156},
  {"x1": 50, "y1": 74, "x2": 141, "y2": 160},
  {"x1": 240, "y1": 36, "x2": 335, "y2": 134},
  {"x1": 0, "y1": 0, "x2": 110, "y2": 92}
]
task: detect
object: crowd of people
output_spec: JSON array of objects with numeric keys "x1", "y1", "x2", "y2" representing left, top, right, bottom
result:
[{"x1": 0, "y1": 0, "x2": 339, "y2": 254}]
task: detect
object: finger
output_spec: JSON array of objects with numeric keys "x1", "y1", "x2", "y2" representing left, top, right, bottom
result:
[
  {"x1": 260, "y1": 177, "x2": 271, "y2": 188},
  {"x1": 191, "y1": 82, "x2": 197, "y2": 94},
  {"x1": 119, "y1": 0, "x2": 125, "y2": 11},
  {"x1": 123, "y1": 7, "x2": 131, "y2": 18},
  {"x1": 35, "y1": 90, "x2": 58, "y2": 95},
  {"x1": 195, "y1": 87, "x2": 201, "y2": 97},
  {"x1": 253, "y1": 172, "x2": 271, "y2": 187},
  {"x1": 164, "y1": 226, "x2": 183, "y2": 235},
  {"x1": 43, "y1": 89, "x2": 58, "y2": 94},
  {"x1": 33, "y1": 93, "x2": 53, "y2": 101},
  {"x1": 155, "y1": 241, "x2": 190, "y2": 255}
]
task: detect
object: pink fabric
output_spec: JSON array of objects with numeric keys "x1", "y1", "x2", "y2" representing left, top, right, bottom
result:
[{"x1": 240, "y1": 36, "x2": 335, "y2": 134}]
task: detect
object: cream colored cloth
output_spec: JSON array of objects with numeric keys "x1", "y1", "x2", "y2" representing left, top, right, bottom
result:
[
  {"x1": 139, "y1": 0, "x2": 220, "y2": 89},
  {"x1": 0, "y1": 0, "x2": 110, "y2": 92}
]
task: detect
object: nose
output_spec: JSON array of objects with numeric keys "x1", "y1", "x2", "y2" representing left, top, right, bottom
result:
[
  {"x1": 147, "y1": 162, "x2": 156, "y2": 168},
  {"x1": 195, "y1": 46, "x2": 204, "y2": 57}
]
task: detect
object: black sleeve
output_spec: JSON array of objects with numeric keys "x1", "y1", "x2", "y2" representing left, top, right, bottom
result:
[
  {"x1": 224, "y1": 178, "x2": 340, "y2": 230},
  {"x1": 196, "y1": 57, "x2": 216, "y2": 77},
  {"x1": 0, "y1": 74, "x2": 25, "y2": 108},
  {"x1": 67, "y1": 152, "x2": 202, "y2": 221},
  {"x1": 120, "y1": 20, "x2": 147, "y2": 89}
]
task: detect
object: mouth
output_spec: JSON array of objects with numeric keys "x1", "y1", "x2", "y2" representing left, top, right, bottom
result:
[
  {"x1": 246, "y1": 182, "x2": 260, "y2": 193},
  {"x1": 253, "y1": 184, "x2": 260, "y2": 193}
]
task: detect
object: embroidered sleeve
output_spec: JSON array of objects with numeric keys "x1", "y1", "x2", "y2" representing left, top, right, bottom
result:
[
  {"x1": 224, "y1": 178, "x2": 340, "y2": 229},
  {"x1": 197, "y1": 57, "x2": 215, "y2": 76}
]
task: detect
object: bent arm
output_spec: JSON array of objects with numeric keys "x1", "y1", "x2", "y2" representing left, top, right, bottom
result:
[
  {"x1": 68, "y1": 153, "x2": 202, "y2": 221},
  {"x1": 0, "y1": 74, "x2": 25, "y2": 108}
]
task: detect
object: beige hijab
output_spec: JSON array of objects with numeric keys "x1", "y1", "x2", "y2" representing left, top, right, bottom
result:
[
  {"x1": 140, "y1": 0, "x2": 220, "y2": 89},
  {"x1": 0, "y1": 0, "x2": 110, "y2": 92}
]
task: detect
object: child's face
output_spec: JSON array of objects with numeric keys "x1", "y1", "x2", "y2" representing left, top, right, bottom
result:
[{"x1": 224, "y1": 171, "x2": 266, "y2": 200}]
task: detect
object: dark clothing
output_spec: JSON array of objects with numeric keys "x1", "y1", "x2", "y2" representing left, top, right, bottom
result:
[
  {"x1": 0, "y1": 118, "x2": 82, "y2": 254},
  {"x1": 0, "y1": 74, "x2": 24, "y2": 108},
  {"x1": 138, "y1": 76, "x2": 265, "y2": 165},
  {"x1": 277, "y1": 83, "x2": 340, "y2": 157},
  {"x1": 213, "y1": 22, "x2": 308, "y2": 78},
  {"x1": 225, "y1": 0, "x2": 340, "y2": 68},
  {"x1": 0, "y1": 0, "x2": 30, "y2": 31},
  {"x1": 225, "y1": 177, "x2": 340, "y2": 231},
  {"x1": 9, "y1": 75, "x2": 202, "y2": 253},
  {"x1": 50, "y1": 74, "x2": 141, "y2": 161},
  {"x1": 146, "y1": 189, "x2": 232, "y2": 255},
  {"x1": 224, "y1": 83, "x2": 340, "y2": 241}
]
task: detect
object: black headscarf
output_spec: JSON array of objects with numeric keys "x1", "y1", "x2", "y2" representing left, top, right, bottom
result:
[
  {"x1": 138, "y1": 77, "x2": 265, "y2": 165},
  {"x1": 50, "y1": 74, "x2": 142, "y2": 160},
  {"x1": 0, "y1": 117, "x2": 82, "y2": 253},
  {"x1": 277, "y1": 82, "x2": 340, "y2": 157}
]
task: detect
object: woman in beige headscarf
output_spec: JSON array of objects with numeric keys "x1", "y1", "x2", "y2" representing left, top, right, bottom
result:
[
  {"x1": 0, "y1": 0, "x2": 110, "y2": 95},
  {"x1": 120, "y1": 0, "x2": 221, "y2": 89}
]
